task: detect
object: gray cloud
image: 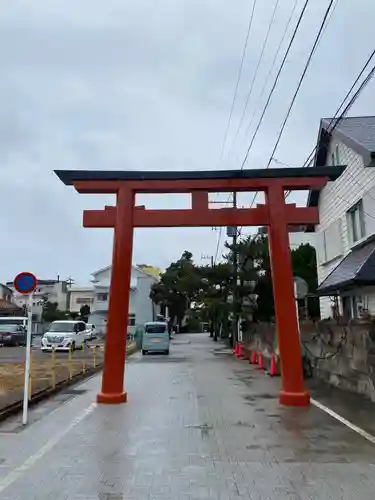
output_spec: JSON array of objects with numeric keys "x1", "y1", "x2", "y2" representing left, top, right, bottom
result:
[{"x1": 0, "y1": 0, "x2": 374, "y2": 283}]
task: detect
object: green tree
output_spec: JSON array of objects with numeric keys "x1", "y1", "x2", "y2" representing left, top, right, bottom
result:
[
  {"x1": 150, "y1": 251, "x2": 201, "y2": 329},
  {"x1": 80, "y1": 304, "x2": 91, "y2": 321},
  {"x1": 42, "y1": 301, "x2": 67, "y2": 322},
  {"x1": 291, "y1": 243, "x2": 319, "y2": 318}
]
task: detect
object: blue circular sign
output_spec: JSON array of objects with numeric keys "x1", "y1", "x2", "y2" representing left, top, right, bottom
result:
[{"x1": 14, "y1": 272, "x2": 37, "y2": 294}]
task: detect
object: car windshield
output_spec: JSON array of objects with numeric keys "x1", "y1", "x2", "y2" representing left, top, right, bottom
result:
[
  {"x1": 0, "y1": 318, "x2": 24, "y2": 326},
  {"x1": 48, "y1": 323, "x2": 76, "y2": 333},
  {"x1": 145, "y1": 324, "x2": 167, "y2": 334},
  {"x1": 0, "y1": 324, "x2": 22, "y2": 332}
]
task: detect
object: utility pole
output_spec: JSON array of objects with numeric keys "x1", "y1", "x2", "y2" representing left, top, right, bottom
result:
[
  {"x1": 232, "y1": 192, "x2": 238, "y2": 349},
  {"x1": 201, "y1": 254, "x2": 214, "y2": 267},
  {"x1": 201, "y1": 253, "x2": 215, "y2": 338}
]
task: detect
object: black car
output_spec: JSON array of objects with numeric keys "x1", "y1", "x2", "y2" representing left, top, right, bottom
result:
[{"x1": 0, "y1": 324, "x2": 27, "y2": 346}]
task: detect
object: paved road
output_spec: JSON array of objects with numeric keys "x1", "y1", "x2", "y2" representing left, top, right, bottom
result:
[{"x1": 0, "y1": 334, "x2": 375, "y2": 499}]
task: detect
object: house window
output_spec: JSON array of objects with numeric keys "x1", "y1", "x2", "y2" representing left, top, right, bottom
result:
[
  {"x1": 76, "y1": 297, "x2": 93, "y2": 304},
  {"x1": 335, "y1": 145, "x2": 340, "y2": 165},
  {"x1": 128, "y1": 313, "x2": 136, "y2": 326},
  {"x1": 97, "y1": 293, "x2": 108, "y2": 301},
  {"x1": 347, "y1": 200, "x2": 365, "y2": 243}
]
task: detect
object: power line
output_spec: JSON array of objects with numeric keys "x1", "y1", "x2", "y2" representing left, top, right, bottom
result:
[
  {"x1": 283, "y1": 51, "x2": 375, "y2": 201},
  {"x1": 239, "y1": 0, "x2": 311, "y2": 172},
  {"x1": 218, "y1": 0, "x2": 258, "y2": 161},
  {"x1": 228, "y1": 0, "x2": 281, "y2": 155},
  {"x1": 242, "y1": 0, "x2": 334, "y2": 214},
  {"x1": 235, "y1": 0, "x2": 299, "y2": 161},
  {"x1": 264, "y1": 0, "x2": 336, "y2": 170},
  {"x1": 215, "y1": 0, "x2": 311, "y2": 260},
  {"x1": 302, "y1": 47, "x2": 375, "y2": 169}
]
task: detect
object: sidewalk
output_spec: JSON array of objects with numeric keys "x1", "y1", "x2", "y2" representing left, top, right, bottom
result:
[{"x1": 0, "y1": 334, "x2": 375, "y2": 499}]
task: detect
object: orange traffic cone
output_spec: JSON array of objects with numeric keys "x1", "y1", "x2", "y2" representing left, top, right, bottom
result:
[
  {"x1": 250, "y1": 351, "x2": 257, "y2": 364},
  {"x1": 236, "y1": 343, "x2": 243, "y2": 358},
  {"x1": 257, "y1": 352, "x2": 265, "y2": 370},
  {"x1": 269, "y1": 354, "x2": 278, "y2": 376}
]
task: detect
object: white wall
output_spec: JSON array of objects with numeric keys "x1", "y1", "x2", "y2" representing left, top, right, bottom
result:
[
  {"x1": 316, "y1": 139, "x2": 375, "y2": 318},
  {"x1": 89, "y1": 265, "x2": 159, "y2": 334},
  {"x1": 69, "y1": 288, "x2": 95, "y2": 313}
]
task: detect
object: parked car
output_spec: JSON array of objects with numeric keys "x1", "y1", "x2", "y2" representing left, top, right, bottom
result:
[
  {"x1": 84, "y1": 324, "x2": 97, "y2": 341},
  {"x1": 142, "y1": 321, "x2": 170, "y2": 355},
  {"x1": 41, "y1": 320, "x2": 88, "y2": 352},
  {"x1": 0, "y1": 324, "x2": 27, "y2": 346}
]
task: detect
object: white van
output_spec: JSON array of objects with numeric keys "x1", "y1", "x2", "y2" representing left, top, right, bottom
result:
[
  {"x1": 41, "y1": 320, "x2": 88, "y2": 352},
  {"x1": 0, "y1": 316, "x2": 27, "y2": 328}
]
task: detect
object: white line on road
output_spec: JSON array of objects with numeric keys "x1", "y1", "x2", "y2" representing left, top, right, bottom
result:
[
  {"x1": 0, "y1": 402, "x2": 97, "y2": 494},
  {"x1": 311, "y1": 397, "x2": 375, "y2": 445}
]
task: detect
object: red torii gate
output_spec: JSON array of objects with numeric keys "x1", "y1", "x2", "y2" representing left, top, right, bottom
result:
[{"x1": 55, "y1": 166, "x2": 345, "y2": 407}]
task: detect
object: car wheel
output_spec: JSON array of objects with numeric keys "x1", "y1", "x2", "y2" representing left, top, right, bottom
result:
[
  {"x1": 142, "y1": 350, "x2": 147, "y2": 355},
  {"x1": 165, "y1": 349, "x2": 170, "y2": 355}
]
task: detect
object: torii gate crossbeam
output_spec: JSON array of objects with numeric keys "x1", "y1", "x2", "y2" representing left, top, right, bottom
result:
[{"x1": 55, "y1": 166, "x2": 345, "y2": 408}]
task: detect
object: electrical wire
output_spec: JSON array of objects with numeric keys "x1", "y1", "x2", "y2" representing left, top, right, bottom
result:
[
  {"x1": 242, "y1": 0, "x2": 334, "y2": 213},
  {"x1": 228, "y1": 0, "x2": 281, "y2": 155},
  {"x1": 214, "y1": 0, "x2": 258, "y2": 262},
  {"x1": 232, "y1": 0, "x2": 299, "y2": 164},
  {"x1": 214, "y1": 0, "x2": 310, "y2": 260},
  {"x1": 218, "y1": 0, "x2": 258, "y2": 162},
  {"x1": 283, "y1": 55, "x2": 375, "y2": 200},
  {"x1": 303, "y1": 48, "x2": 375, "y2": 168},
  {"x1": 264, "y1": 0, "x2": 336, "y2": 170},
  {"x1": 238, "y1": 0, "x2": 311, "y2": 173}
]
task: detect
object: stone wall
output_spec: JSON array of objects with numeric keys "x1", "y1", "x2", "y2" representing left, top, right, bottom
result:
[{"x1": 243, "y1": 319, "x2": 375, "y2": 401}]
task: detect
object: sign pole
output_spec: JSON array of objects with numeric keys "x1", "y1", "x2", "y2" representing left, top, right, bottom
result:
[{"x1": 22, "y1": 292, "x2": 33, "y2": 425}]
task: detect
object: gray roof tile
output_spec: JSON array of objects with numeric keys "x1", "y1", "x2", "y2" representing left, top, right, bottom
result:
[
  {"x1": 322, "y1": 116, "x2": 375, "y2": 152},
  {"x1": 317, "y1": 239, "x2": 375, "y2": 294}
]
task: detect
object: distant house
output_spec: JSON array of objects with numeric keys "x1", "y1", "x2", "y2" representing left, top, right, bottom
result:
[
  {"x1": 0, "y1": 283, "x2": 22, "y2": 316},
  {"x1": 88, "y1": 265, "x2": 160, "y2": 335},
  {"x1": 68, "y1": 285, "x2": 95, "y2": 314},
  {"x1": 7, "y1": 278, "x2": 69, "y2": 321},
  {"x1": 307, "y1": 116, "x2": 375, "y2": 319}
]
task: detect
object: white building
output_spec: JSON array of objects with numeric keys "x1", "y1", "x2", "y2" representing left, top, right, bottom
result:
[
  {"x1": 308, "y1": 116, "x2": 375, "y2": 319},
  {"x1": 68, "y1": 285, "x2": 95, "y2": 313},
  {"x1": 87, "y1": 265, "x2": 160, "y2": 335},
  {"x1": 7, "y1": 279, "x2": 69, "y2": 321}
]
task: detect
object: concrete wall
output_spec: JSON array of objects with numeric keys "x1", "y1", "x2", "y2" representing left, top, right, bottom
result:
[
  {"x1": 316, "y1": 139, "x2": 375, "y2": 318},
  {"x1": 244, "y1": 320, "x2": 375, "y2": 401}
]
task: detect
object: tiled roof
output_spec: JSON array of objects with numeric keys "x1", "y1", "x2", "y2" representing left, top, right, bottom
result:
[
  {"x1": 321, "y1": 116, "x2": 375, "y2": 153},
  {"x1": 317, "y1": 239, "x2": 375, "y2": 294},
  {"x1": 307, "y1": 116, "x2": 375, "y2": 213},
  {"x1": 0, "y1": 299, "x2": 22, "y2": 311}
]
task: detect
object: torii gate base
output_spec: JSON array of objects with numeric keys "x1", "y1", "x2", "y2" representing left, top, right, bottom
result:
[{"x1": 55, "y1": 166, "x2": 345, "y2": 407}]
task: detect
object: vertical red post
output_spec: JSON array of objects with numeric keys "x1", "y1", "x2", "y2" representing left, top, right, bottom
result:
[
  {"x1": 97, "y1": 186, "x2": 135, "y2": 404},
  {"x1": 266, "y1": 184, "x2": 310, "y2": 407}
]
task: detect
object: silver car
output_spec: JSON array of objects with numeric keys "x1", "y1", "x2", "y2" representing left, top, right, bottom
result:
[{"x1": 84, "y1": 324, "x2": 97, "y2": 341}]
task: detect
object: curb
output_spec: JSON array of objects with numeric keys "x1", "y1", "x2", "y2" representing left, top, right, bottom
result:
[{"x1": 0, "y1": 343, "x2": 138, "y2": 423}]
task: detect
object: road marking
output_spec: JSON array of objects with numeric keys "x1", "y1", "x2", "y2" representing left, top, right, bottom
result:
[
  {"x1": 311, "y1": 397, "x2": 375, "y2": 445},
  {"x1": 0, "y1": 402, "x2": 96, "y2": 494}
]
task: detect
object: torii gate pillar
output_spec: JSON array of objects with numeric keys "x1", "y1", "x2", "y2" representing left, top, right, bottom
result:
[
  {"x1": 267, "y1": 184, "x2": 308, "y2": 406},
  {"x1": 97, "y1": 187, "x2": 134, "y2": 404}
]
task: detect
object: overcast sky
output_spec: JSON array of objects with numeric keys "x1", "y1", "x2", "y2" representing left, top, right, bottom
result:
[{"x1": 1, "y1": 0, "x2": 374, "y2": 284}]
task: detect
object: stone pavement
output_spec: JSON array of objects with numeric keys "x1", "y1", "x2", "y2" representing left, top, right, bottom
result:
[{"x1": 0, "y1": 334, "x2": 375, "y2": 499}]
